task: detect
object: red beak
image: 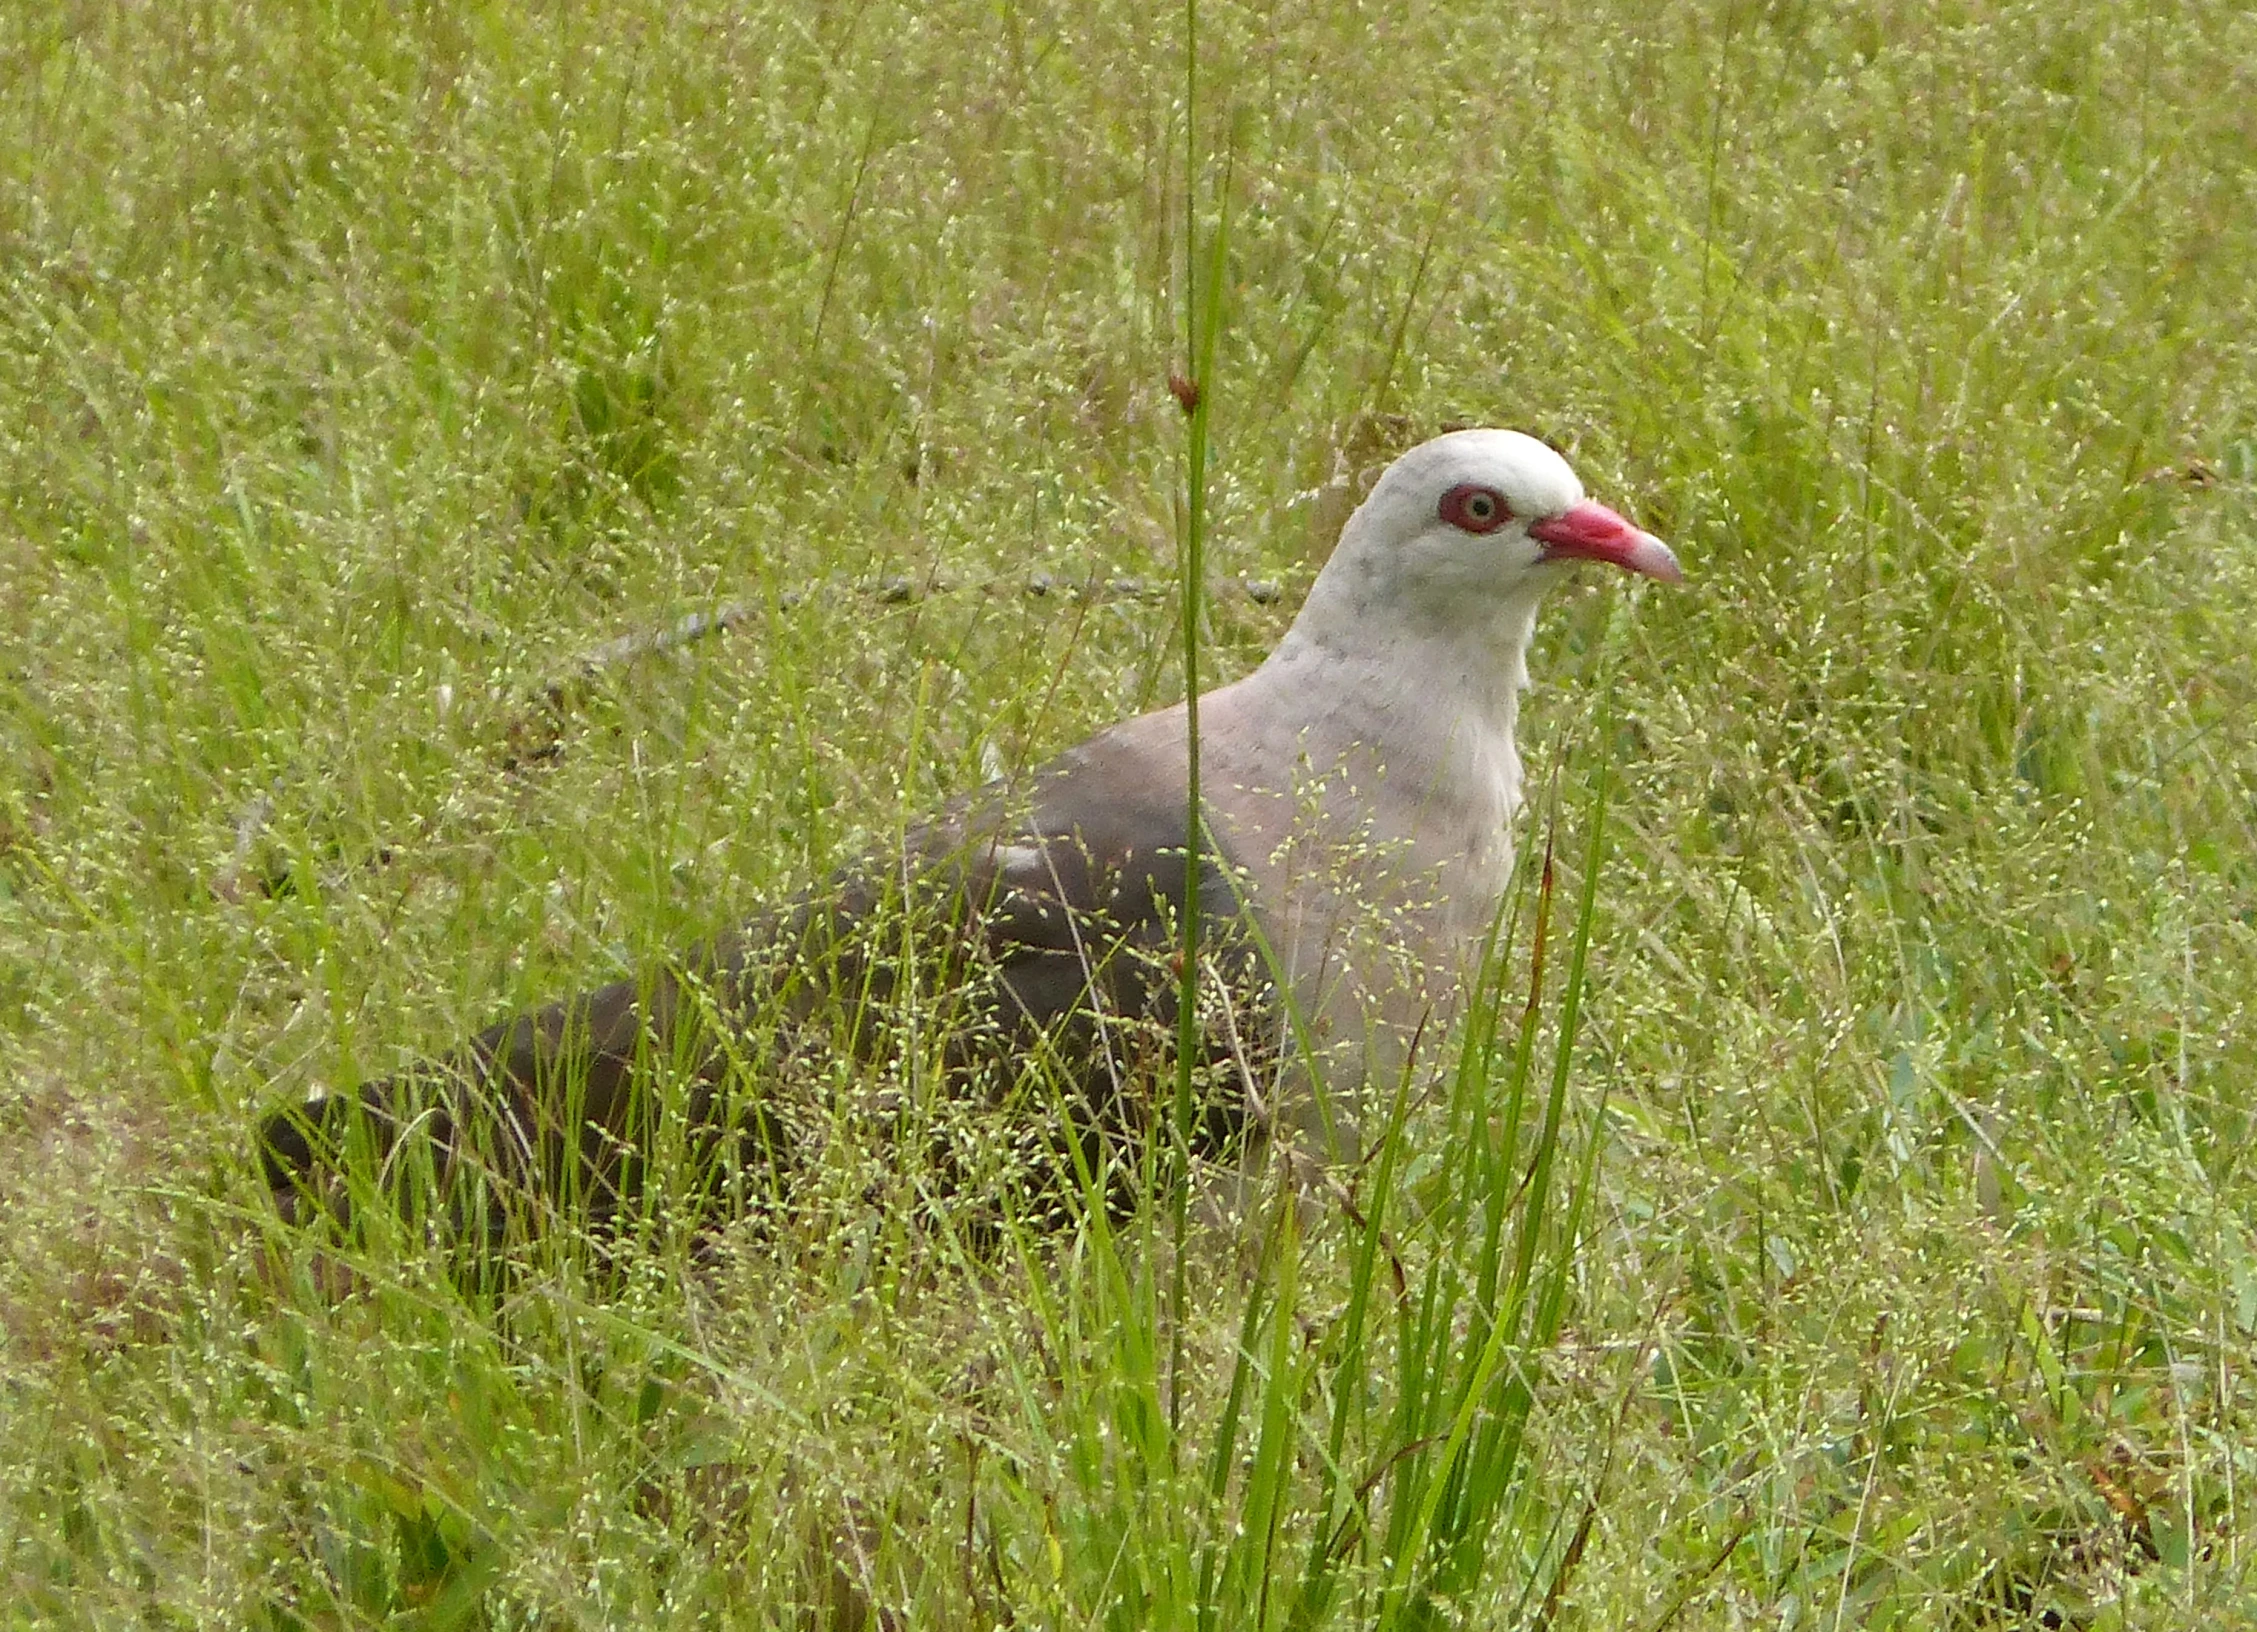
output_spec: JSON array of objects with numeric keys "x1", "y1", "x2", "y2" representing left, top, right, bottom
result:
[{"x1": 1530, "y1": 501, "x2": 1683, "y2": 584}]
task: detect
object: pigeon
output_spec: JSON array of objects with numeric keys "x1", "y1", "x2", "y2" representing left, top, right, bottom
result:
[{"x1": 259, "y1": 428, "x2": 1680, "y2": 1235}]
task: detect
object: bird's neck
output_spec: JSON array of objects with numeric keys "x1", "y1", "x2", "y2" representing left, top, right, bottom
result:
[
  {"x1": 1215, "y1": 594, "x2": 1537, "y2": 979},
  {"x1": 1223, "y1": 592, "x2": 1542, "y2": 889},
  {"x1": 1260, "y1": 591, "x2": 1542, "y2": 752}
]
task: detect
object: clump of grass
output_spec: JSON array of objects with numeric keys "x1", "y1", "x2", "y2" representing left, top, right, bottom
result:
[{"x1": 4, "y1": 0, "x2": 2255, "y2": 1625}]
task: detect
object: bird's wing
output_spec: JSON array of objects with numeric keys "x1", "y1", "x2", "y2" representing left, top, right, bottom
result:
[{"x1": 259, "y1": 710, "x2": 1272, "y2": 1229}]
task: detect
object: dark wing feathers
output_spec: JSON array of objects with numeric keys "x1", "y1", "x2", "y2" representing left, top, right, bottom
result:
[{"x1": 259, "y1": 756, "x2": 1269, "y2": 1233}]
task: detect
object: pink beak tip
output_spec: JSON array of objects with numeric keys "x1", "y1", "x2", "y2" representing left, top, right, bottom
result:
[{"x1": 1630, "y1": 532, "x2": 1685, "y2": 585}]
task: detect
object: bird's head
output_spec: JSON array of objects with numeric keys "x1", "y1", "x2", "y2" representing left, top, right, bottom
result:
[{"x1": 1307, "y1": 429, "x2": 1681, "y2": 640}]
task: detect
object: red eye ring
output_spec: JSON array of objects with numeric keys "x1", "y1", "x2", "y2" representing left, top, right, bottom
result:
[{"x1": 1438, "y1": 484, "x2": 1512, "y2": 534}]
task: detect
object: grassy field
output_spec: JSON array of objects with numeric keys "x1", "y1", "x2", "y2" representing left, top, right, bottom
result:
[{"x1": 4, "y1": 0, "x2": 2255, "y2": 1625}]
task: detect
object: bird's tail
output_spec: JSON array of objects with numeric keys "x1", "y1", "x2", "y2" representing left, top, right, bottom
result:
[{"x1": 255, "y1": 939, "x2": 805, "y2": 1243}]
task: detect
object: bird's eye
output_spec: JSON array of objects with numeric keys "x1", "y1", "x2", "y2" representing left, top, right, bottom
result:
[{"x1": 1438, "y1": 484, "x2": 1512, "y2": 534}]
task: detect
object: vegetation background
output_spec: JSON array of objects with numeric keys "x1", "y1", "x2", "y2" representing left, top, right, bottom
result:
[{"x1": 2, "y1": 0, "x2": 2253, "y2": 1625}]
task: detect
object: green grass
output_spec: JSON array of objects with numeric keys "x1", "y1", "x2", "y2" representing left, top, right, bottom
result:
[{"x1": 4, "y1": 0, "x2": 2256, "y2": 1624}]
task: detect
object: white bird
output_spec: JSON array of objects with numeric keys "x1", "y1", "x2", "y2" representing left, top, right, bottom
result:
[{"x1": 260, "y1": 429, "x2": 1680, "y2": 1230}]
